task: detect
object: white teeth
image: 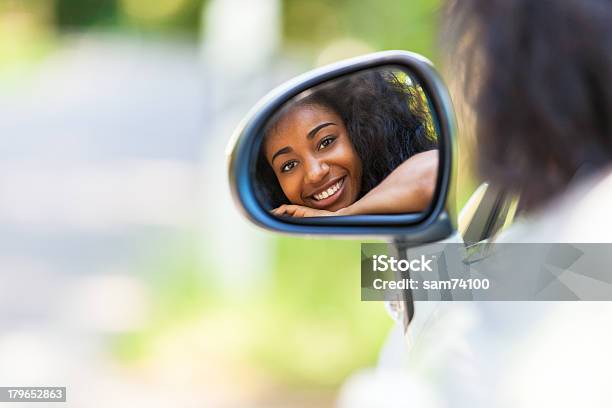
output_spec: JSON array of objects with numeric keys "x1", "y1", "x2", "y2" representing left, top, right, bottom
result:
[{"x1": 313, "y1": 178, "x2": 344, "y2": 201}]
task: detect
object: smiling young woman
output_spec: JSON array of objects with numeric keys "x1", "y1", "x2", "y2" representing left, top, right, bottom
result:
[{"x1": 256, "y1": 69, "x2": 439, "y2": 217}]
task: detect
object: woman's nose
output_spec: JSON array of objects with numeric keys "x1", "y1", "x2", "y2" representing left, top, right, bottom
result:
[{"x1": 304, "y1": 158, "x2": 330, "y2": 184}]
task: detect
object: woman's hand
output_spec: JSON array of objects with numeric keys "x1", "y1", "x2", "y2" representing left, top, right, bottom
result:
[{"x1": 271, "y1": 204, "x2": 336, "y2": 218}]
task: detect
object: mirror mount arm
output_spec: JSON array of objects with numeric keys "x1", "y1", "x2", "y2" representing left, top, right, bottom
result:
[{"x1": 387, "y1": 237, "x2": 419, "y2": 331}]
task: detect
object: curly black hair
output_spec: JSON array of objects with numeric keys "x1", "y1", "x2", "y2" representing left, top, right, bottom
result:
[
  {"x1": 443, "y1": 0, "x2": 612, "y2": 211},
  {"x1": 255, "y1": 69, "x2": 438, "y2": 209}
]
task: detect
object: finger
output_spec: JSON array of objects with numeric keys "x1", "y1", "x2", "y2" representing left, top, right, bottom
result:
[
  {"x1": 271, "y1": 205, "x2": 287, "y2": 215},
  {"x1": 278, "y1": 205, "x2": 303, "y2": 217},
  {"x1": 284, "y1": 205, "x2": 300, "y2": 215}
]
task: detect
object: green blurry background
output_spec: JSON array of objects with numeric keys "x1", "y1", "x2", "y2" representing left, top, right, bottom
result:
[
  {"x1": 1, "y1": 0, "x2": 441, "y2": 69},
  {"x1": 0, "y1": 0, "x2": 476, "y2": 406}
]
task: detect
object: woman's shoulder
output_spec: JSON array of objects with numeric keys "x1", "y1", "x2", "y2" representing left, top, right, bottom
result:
[{"x1": 497, "y1": 166, "x2": 612, "y2": 243}]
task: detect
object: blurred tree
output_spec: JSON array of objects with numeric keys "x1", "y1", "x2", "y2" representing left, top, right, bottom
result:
[
  {"x1": 283, "y1": 0, "x2": 440, "y2": 62},
  {"x1": 0, "y1": 0, "x2": 56, "y2": 67},
  {"x1": 55, "y1": 0, "x2": 118, "y2": 27},
  {"x1": 53, "y1": 0, "x2": 204, "y2": 35},
  {"x1": 118, "y1": 0, "x2": 203, "y2": 35}
]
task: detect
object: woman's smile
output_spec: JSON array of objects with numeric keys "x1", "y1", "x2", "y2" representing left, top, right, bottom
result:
[{"x1": 305, "y1": 175, "x2": 346, "y2": 209}]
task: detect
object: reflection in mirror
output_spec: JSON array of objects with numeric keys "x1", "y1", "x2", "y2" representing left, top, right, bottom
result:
[{"x1": 255, "y1": 66, "x2": 439, "y2": 218}]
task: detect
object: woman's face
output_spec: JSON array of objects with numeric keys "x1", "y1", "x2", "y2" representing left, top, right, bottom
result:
[{"x1": 264, "y1": 104, "x2": 362, "y2": 212}]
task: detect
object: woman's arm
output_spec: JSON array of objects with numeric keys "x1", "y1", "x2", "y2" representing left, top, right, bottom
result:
[{"x1": 338, "y1": 149, "x2": 438, "y2": 215}]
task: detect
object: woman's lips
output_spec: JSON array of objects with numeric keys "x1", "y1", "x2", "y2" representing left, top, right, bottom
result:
[{"x1": 307, "y1": 176, "x2": 346, "y2": 209}]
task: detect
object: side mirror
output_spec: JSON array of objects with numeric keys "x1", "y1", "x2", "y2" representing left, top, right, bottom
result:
[{"x1": 227, "y1": 51, "x2": 458, "y2": 243}]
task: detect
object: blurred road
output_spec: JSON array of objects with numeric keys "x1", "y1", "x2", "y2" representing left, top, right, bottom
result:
[
  {"x1": 0, "y1": 34, "x2": 205, "y2": 325},
  {"x1": 0, "y1": 35, "x2": 211, "y2": 407},
  {"x1": 0, "y1": 34, "x2": 251, "y2": 407}
]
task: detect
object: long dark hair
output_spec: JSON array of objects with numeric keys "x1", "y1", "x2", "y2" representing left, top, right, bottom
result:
[
  {"x1": 255, "y1": 69, "x2": 438, "y2": 209},
  {"x1": 443, "y1": 0, "x2": 612, "y2": 211}
]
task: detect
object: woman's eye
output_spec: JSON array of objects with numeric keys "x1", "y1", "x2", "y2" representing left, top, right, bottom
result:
[
  {"x1": 318, "y1": 136, "x2": 336, "y2": 150},
  {"x1": 281, "y1": 161, "x2": 298, "y2": 173}
]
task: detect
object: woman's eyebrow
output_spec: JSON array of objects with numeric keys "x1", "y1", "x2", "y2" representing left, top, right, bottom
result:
[
  {"x1": 307, "y1": 122, "x2": 336, "y2": 140},
  {"x1": 271, "y1": 122, "x2": 336, "y2": 163},
  {"x1": 271, "y1": 146, "x2": 292, "y2": 163}
]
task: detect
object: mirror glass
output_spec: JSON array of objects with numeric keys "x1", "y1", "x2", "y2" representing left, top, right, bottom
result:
[{"x1": 254, "y1": 66, "x2": 440, "y2": 219}]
